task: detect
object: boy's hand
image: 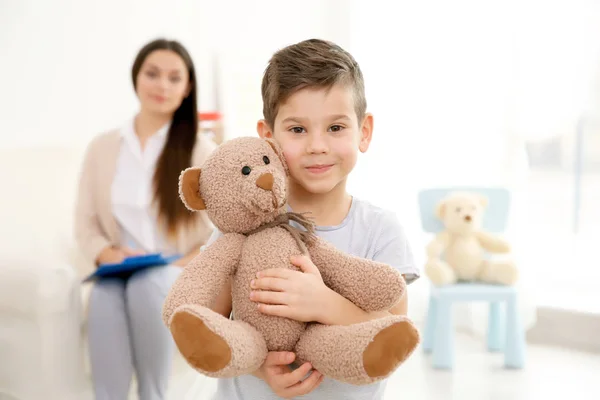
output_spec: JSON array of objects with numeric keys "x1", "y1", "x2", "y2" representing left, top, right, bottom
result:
[
  {"x1": 254, "y1": 351, "x2": 323, "y2": 399},
  {"x1": 250, "y1": 255, "x2": 334, "y2": 323}
]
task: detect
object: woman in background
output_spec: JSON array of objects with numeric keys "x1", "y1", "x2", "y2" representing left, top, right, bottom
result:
[{"x1": 75, "y1": 38, "x2": 216, "y2": 400}]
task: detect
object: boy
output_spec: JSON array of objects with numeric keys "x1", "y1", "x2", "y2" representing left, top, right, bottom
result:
[{"x1": 206, "y1": 38, "x2": 419, "y2": 399}]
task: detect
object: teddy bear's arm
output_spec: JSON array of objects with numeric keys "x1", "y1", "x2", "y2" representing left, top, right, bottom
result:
[
  {"x1": 162, "y1": 233, "x2": 246, "y2": 326},
  {"x1": 306, "y1": 236, "x2": 405, "y2": 313},
  {"x1": 426, "y1": 231, "x2": 450, "y2": 258},
  {"x1": 475, "y1": 231, "x2": 511, "y2": 253}
]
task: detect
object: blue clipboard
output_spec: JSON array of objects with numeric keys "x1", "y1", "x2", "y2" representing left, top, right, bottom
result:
[{"x1": 83, "y1": 253, "x2": 181, "y2": 282}]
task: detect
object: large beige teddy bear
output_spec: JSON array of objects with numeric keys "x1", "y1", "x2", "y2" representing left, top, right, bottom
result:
[
  {"x1": 424, "y1": 191, "x2": 519, "y2": 286},
  {"x1": 162, "y1": 136, "x2": 420, "y2": 385}
]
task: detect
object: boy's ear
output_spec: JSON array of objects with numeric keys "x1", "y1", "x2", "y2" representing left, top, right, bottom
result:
[
  {"x1": 257, "y1": 119, "x2": 273, "y2": 139},
  {"x1": 359, "y1": 113, "x2": 374, "y2": 153},
  {"x1": 265, "y1": 138, "x2": 289, "y2": 176},
  {"x1": 179, "y1": 167, "x2": 206, "y2": 211}
]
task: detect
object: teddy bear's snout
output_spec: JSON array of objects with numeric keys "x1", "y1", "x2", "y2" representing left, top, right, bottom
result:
[
  {"x1": 256, "y1": 173, "x2": 274, "y2": 191},
  {"x1": 464, "y1": 215, "x2": 472, "y2": 222}
]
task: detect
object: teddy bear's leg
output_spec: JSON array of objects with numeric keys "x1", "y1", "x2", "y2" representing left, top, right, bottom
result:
[
  {"x1": 169, "y1": 304, "x2": 268, "y2": 378},
  {"x1": 294, "y1": 315, "x2": 420, "y2": 385},
  {"x1": 478, "y1": 260, "x2": 519, "y2": 285},
  {"x1": 425, "y1": 258, "x2": 457, "y2": 286},
  {"x1": 306, "y1": 237, "x2": 405, "y2": 312}
]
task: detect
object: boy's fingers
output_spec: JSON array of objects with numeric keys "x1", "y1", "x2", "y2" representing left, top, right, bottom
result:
[
  {"x1": 257, "y1": 304, "x2": 292, "y2": 319},
  {"x1": 284, "y1": 370, "x2": 323, "y2": 397},
  {"x1": 280, "y1": 362, "x2": 313, "y2": 388},
  {"x1": 264, "y1": 351, "x2": 295, "y2": 367},
  {"x1": 290, "y1": 255, "x2": 320, "y2": 275},
  {"x1": 257, "y1": 268, "x2": 295, "y2": 280},
  {"x1": 251, "y1": 277, "x2": 290, "y2": 292}
]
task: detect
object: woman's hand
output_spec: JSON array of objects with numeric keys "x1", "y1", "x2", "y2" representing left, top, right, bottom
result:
[
  {"x1": 253, "y1": 351, "x2": 323, "y2": 399},
  {"x1": 96, "y1": 246, "x2": 144, "y2": 265}
]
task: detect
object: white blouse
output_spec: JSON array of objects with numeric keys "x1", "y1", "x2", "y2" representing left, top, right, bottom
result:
[{"x1": 110, "y1": 118, "x2": 177, "y2": 254}]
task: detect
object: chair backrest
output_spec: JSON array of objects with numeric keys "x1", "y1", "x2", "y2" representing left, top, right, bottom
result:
[{"x1": 418, "y1": 187, "x2": 511, "y2": 234}]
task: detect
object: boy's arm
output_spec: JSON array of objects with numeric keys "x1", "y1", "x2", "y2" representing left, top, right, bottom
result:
[
  {"x1": 319, "y1": 212, "x2": 418, "y2": 325},
  {"x1": 321, "y1": 279, "x2": 408, "y2": 325}
]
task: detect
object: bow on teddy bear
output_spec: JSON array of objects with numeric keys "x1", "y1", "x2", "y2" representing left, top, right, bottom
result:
[
  {"x1": 161, "y1": 136, "x2": 420, "y2": 385},
  {"x1": 424, "y1": 191, "x2": 519, "y2": 287}
]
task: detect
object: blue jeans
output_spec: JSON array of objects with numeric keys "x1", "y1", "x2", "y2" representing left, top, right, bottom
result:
[{"x1": 87, "y1": 265, "x2": 182, "y2": 400}]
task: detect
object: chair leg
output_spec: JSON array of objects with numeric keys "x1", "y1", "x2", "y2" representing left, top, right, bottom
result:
[
  {"x1": 422, "y1": 296, "x2": 438, "y2": 353},
  {"x1": 487, "y1": 301, "x2": 504, "y2": 352},
  {"x1": 432, "y1": 299, "x2": 453, "y2": 369},
  {"x1": 504, "y1": 296, "x2": 525, "y2": 368}
]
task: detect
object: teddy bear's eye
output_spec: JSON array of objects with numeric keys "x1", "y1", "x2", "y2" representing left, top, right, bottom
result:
[
  {"x1": 456, "y1": 207, "x2": 461, "y2": 213},
  {"x1": 241, "y1": 166, "x2": 252, "y2": 175},
  {"x1": 263, "y1": 156, "x2": 270, "y2": 165}
]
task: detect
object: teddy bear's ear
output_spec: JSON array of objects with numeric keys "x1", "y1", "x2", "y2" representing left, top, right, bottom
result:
[
  {"x1": 265, "y1": 138, "x2": 289, "y2": 176},
  {"x1": 435, "y1": 199, "x2": 447, "y2": 220},
  {"x1": 478, "y1": 194, "x2": 489, "y2": 208},
  {"x1": 178, "y1": 167, "x2": 206, "y2": 211}
]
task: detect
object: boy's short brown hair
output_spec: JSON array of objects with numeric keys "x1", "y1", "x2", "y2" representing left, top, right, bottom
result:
[{"x1": 261, "y1": 38, "x2": 366, "y2": 128}]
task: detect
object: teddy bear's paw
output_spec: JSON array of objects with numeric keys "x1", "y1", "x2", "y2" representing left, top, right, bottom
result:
[
  {"x1": 295, "y1": 315, "x2": 419, "y2": 385},
  {"x1": 486, "y1": 261, "x2": 519, "y2": 285},
  {"x1": 170, "y1": 306, "x2": 232, "y2": 374},
  {"x1": 170, "y1": 305, "x2": 269, "y2": 378},
  {"x1": 363, "y1": 316, "x2": 420, "y2": 381},
  {"x1": 425, "y1": 258, "x2": 456, "y2": 286}
]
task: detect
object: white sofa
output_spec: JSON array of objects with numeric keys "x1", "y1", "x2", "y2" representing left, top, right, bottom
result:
[{"x1": 0, "y1": 144, "x2": 215, "y2": 400}]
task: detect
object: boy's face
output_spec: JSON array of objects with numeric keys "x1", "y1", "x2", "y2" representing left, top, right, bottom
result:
[{"x1": 257, "y1": 84, "x2": 373, "y2": 195}]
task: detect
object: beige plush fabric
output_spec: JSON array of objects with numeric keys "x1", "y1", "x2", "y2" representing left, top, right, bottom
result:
[
  {"x1": 163, "y1": 137, "x2": 420, "y2": 385},
  {"x1": 424, "y1": 191, "x2": 518, "y2": 286}
]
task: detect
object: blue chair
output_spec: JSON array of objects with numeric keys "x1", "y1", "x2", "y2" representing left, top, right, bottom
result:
[{"x1": 418, "y1": 187, "x2": 526, "y2": 370}]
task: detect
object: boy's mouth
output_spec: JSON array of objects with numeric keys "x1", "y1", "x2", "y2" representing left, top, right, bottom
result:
[{"x1": 305, "y1": 164, "x2": 334, "y2": 174}]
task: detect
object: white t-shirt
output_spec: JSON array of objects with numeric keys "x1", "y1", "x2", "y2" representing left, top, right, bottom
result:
[{"x1": 204, "y1": 196, "x2": 420, "y2": 400}]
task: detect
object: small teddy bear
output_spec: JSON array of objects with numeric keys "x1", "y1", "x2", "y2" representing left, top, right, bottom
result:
[
  {"x1": 162, "y1": 136, "x2": 420, "y2": 385},
  {"x1": 424, "y1": 191, "x2": 519, "y2": 287}
]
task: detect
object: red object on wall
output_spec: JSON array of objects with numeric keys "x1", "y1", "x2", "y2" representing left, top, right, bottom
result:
[{"x1": 198, "y1": 112, "x2": 222, "y2": 121}]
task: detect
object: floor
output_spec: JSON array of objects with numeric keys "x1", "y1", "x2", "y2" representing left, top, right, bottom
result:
[{"x1": 164, "y1": 331, "x2": 600, "y2": 400}]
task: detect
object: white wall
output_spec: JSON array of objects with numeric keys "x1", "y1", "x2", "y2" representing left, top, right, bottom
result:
[
  {"x1": 0, "y1": 0, "x2": 341, "y2": 149},
  {"x1": 342, "y1": 0, "x2": 600, "y2": 329},
  {"x1": 2, "y1": 0, "x2": 599, "y2": 318}
]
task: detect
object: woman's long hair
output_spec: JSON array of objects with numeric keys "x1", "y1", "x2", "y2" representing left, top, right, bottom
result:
[{"x1": 131, "y1": 38, "x2": 199, "y2": 237}]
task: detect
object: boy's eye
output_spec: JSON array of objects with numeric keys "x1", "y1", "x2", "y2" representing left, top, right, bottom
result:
[
  {"x1": 290, "y1": 127, "x2": 305, "y2": 134},
  {"x1": 329, "y1": 125, "x2": 344, "y2": 132}
]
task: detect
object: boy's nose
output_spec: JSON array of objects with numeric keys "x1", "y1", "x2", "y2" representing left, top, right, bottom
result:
[
  {"x1": 306, "y1": 132, "x2": 329, "y2": 154},
  {"x1": 256, "y1": 173, "x2": 274, "y2": 191}
]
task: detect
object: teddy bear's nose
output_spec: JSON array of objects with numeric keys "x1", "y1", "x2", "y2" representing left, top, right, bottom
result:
[
  {"x1": 464, "y1": 215, "x2": 472, "y2": 222},
  {"x1": 256, "y1": 173, "x2": 274, "y2": 191}
]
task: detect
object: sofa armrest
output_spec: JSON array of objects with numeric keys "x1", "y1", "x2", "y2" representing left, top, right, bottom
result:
[
  {"x1": 0, "y1": 259, "x2": 81, "y2": 316},
  {"x1": 0, "y1": 259, "x2": 90, "y2": 399}
]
